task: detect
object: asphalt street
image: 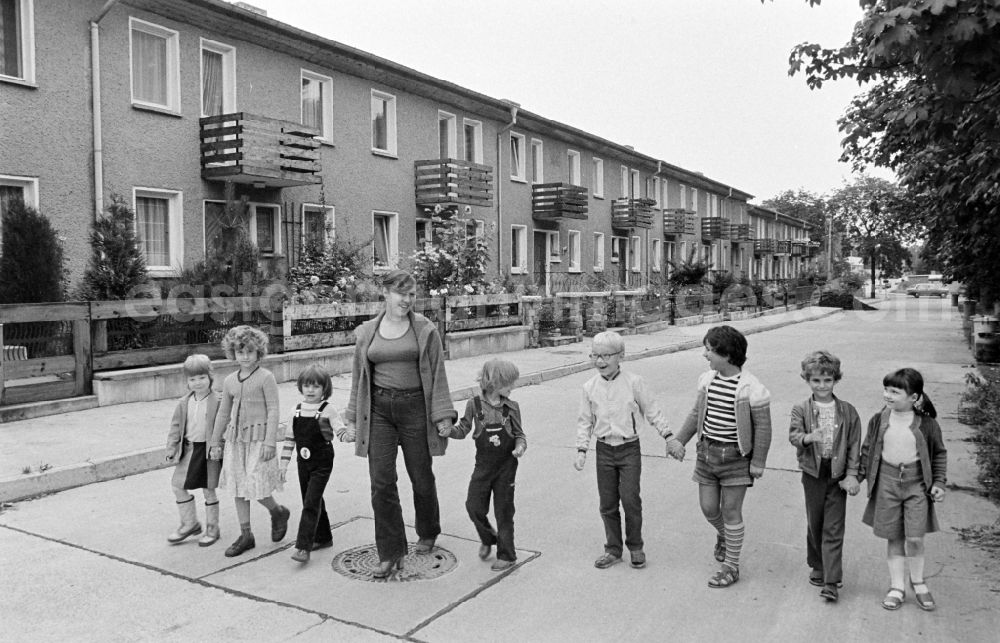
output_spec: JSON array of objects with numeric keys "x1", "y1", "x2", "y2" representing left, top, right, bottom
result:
[{"x1": 1, "y1": 295, "x2": 998, "y2": 642}]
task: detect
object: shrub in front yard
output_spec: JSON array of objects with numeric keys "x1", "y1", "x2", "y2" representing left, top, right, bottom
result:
[
  {"x1": 77, "y1": 194, "x2": 148, "y2": 300},
  {"x1": 0, "y1": 199, "x2": 67, "y2": 303}
]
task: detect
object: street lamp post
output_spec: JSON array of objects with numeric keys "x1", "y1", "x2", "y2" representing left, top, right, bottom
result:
[{"x1": 826, "y1": 214, "x2": 832, "y2": 278}]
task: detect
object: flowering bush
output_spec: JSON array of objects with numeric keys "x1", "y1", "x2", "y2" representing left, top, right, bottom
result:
[
  {"x1": 288, "y1": 237, "x2": 378, "y2": 304},
  {"x1": 410, "y1": 208, "x2": 491, "y2": 295}
]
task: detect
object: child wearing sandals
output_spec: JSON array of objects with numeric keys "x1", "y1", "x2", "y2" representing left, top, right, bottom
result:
[
  {"x1": 674, "y1": 325, "x2": 772, "y2": 588},
  {"x1": 210, "y1": 325, "x2": 291, "y2": 558},
  {"x1": 859, "y1": 368, "x2": 947, "y2": 611},
  {"x1": 165, "y1": 354, "x2": 223, "y2": 546},
  {"x1": 788, "y1": 351, "x2": 862, "y2": 602},
  {"x1": 440, "y1": 358, "x2": 526, "y2": 571}
]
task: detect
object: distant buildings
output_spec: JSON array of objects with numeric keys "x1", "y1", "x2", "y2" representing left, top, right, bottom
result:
[{"x1": 1, "y1": 0, "x2": 816, "y2": 292}]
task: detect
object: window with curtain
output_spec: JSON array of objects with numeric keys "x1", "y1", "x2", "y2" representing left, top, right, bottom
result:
[
  {"x1": 510, "y1": 133, "x2": 525, "y2": 180},
  {"x1": 203, "y1": 201, "x2": 226, "y2": 252},
  {"x1": 255, "y1": 206, "x2": 275, "y2": 254},
  {"x1": 301, "y1": 72, "x2": 332, "y2": 140},
  {"x1": 531, "y1": 139, "x2": 544, "y2": 183},
  {"x1": 0, "y1": 0, "x2": 21, "y2": 78},
  {"x1": 568, "y1": 150, "x2": 581, "y2": 186},
  {"x1": 593, "y1": 158, "x2": 604, "y2": 197},
  {"x1": 136, "y1": 196, "x2": 170, "y2": 267},
  {"x1": 373, "y1": 213, "x2": 391, "y2": 268},
  {"x1": 593, "y1": 232, "x2": 605, "y2": 269},
  {"x1": 0, "y1": 184, "x2": 24, "y2": 217},
  {"x1": 303, "y1": 205, "x2": 332, "y2": 251},
  {"x1": 132, "y1": 28, "x2": 168, "y2": 106},
  {"x1": 372, "y1": 95, "x2": 388, "y2": 151},
  {"x1": 201, "y1": 49, "x2": 223, "y2": 117}
]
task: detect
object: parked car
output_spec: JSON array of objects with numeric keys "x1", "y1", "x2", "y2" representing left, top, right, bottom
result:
[{"x1": 906, "y1": 282, "x2": 948, "y2": 298}]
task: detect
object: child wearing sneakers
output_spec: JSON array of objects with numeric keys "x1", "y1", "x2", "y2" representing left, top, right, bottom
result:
[
  {"x1": 165, "y1": 354, "x2": 222, "y2": 546},
  {"x1": 279, "y1": 364, "x2": 347, "y2": 564},
  {"x1": 675, "y1": 325, "x2": 773, "y2": 588},
  {"x1": 575, "y1": 331, "x2": 684, "y2": 570},
  {"x1": 440, "y1": 358, "x2": 526, "y2": 571},
  {"x1": 788, "y1": 351, "x2": 862, "y2": 602}
]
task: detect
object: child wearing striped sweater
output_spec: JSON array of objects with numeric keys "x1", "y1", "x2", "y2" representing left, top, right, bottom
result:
[{"x1": 675, "y1": 325, "x2": 773, "y2": 588}]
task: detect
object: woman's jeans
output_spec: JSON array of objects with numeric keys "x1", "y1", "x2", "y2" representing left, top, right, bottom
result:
[{"x1": 369, "y1": 387, "x2": 440, "y2": 561}]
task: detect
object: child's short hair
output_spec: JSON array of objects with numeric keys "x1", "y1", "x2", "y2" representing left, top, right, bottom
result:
[
  {"x1": 222, "y1": 325, "x2": 269, "y2": 361},
  {"x1": 800, "y1": 350, "x2": 842, "y2": 381},
  {"x1": 592, "y1": 330, "x2": 625, "y2": 353},
  {"x1": 703, "y1": 325, "x2": 747, "y2": 368},
  {"x1": 883, "y1": 367, "x2": 938, "y2": 418},
  {"x1": 477, "y1": 358, "x2": 520, "y2": 395},
  {"x1": 183, "y1": 353, "x2": 214, "y2": 386},
  {"x1": 297, "y1": 363, "x2": 333, "y2": 400}
]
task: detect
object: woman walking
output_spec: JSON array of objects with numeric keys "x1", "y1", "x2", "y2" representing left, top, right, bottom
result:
[{"x1": 344, "y1": 270, "x2": 457, "y2": 578}]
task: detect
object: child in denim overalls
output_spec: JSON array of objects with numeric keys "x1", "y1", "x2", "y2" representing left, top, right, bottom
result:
[
  {"x1": 280, "y1": 364, "x2": 346, "y2": 563},
  {"x1": 441, "y1": 359, "x2": 526, "y2": 571}
]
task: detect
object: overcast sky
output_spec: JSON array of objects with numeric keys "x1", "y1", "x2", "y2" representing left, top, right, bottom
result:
[{"x1": 248, "y1": 0, "x2": 885, "y2": 202}]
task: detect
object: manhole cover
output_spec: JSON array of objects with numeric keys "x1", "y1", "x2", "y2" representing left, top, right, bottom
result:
[{"x1": 331, "y1": 543, "x2": 458, "y2": 582}]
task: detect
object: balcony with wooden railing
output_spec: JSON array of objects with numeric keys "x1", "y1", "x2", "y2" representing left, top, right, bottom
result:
[
  {"x1": 730, "y1": 223, "x2": 754, "y2": 242},
  {"x1": 414, "y1": 158, "x2": 494, "y2": 209},
  {"x1": 774, "y1": 239, "x2": 793, "y2": 255},
  {"x1": 611, "y1": 198, "x2": 655, "y2": 229},
  {"x1": 807, "y1": 241, "x2": 821, "y2": 257},
  {"x1": 700, "y1": 217, "x2": 731, "y2": 241},
  {"x1": 531, "y1": 183, "x2": 588, "y2": 221},
  {"x1": 199, "y1": 113, "x2": 322, "y2": 188},
  {"x1": 754, "y1": 238, "x2": 776, "y2": 254},
  {"x1": 791, "y1": 240, "x2": 807, "y2": 256},
  {"x1": 663, "y1": 209, "x2": 696, "y2": 236}
]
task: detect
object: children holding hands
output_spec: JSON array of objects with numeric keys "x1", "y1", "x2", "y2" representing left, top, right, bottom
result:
[
  {"x1": 165, "y1": 354, "x2": 222, "y2": 546},
  {"x1": 859, "y1": 368, "x2": 947, "y2": 612},
  {"x1": 788, "y1": 351, "x2": 862, "y2": 602},
  {"x1": 440, "y1": 359, "x2": 526, "y2": 571},
  {"x1": 674, "y1": 325, "x2": 772, "y2": 588},
  {"x1": 210, "y1": 326, "x2": 291, "y2": 558},
  {"x1": 575, "y1": 331, "x2": 684, "y2": 570},
  {"x1": 280, "y1": 364, "x2": 347, "y2": 563}
]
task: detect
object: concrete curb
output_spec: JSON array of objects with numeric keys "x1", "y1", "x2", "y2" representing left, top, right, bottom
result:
[{"x1": 0, "y1": 307, "x2": 842, "y2": 503}]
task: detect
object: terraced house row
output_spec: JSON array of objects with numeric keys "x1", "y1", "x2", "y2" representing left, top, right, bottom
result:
[{"x1": 1, "y1": 0, "x2": 818, "y2": 294}]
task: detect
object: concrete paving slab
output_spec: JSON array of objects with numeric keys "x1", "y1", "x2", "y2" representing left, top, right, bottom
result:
[{"x1": 205, "y1": 516, "x2": 537, "y2": 638}]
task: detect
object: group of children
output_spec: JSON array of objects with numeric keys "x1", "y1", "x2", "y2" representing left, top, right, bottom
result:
[{"x1": 165, "y1": 323, "x2": 947, "y2": 610}]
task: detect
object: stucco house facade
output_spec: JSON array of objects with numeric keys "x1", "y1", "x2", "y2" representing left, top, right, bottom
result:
[{"x1": 0, "y1": 0, "x2": 815, "y2": 294}]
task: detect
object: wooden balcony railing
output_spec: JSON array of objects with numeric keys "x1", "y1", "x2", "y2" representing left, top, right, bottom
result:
[
  {"x1": 700, "y1": 217, "x2": 731, "y2": 241},
  {"x1": 774, "y1": 239, "x2": 793, "y2": 255},
  {"x1": 731, "y1": 223, "x2": 753, "y2": 241},
  {"x1": 531, "y1": 182, "x2": 588, "y2": 221},
  {"x1": 199, "y1": 112, "x2": 321, "y2": 188},
  {"x1": 807, "y1": 241, "x2": 821, "y2": 257},
  {"x1": 754, "y1": 238, "x2": 776, "y2": 254},
  {"x1": 414, "y1": 158, "x2": 494, "y2": 209},
  {"x1": 611, "y1": 198, "x2": 655, "y2": 230},
  {"x1": 663, "y1": 209, "x2": 696, "y2": 236},
  {"x1": 791, "y1": 240, "x2": 806, "y2": 256}
]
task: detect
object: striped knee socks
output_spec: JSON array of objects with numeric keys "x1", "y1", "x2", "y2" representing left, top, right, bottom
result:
[{"x1": 724, "y1": 522, "x2": 745, "y2": 570}]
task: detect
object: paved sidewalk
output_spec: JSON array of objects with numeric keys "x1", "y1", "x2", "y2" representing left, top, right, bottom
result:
[{"x1": 0, "y1": 307, "x2": 839, "y2": 502}]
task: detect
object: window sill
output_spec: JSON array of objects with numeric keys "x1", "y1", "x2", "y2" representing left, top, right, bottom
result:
[
  {"x1": 510, "y1": 267, "x2": 526, "y2": 275},
  {"x1": 147, "y1": 267, "x2": 181, "y2": 278},
  {"x1": 132, "y1": 102, "x2": 183, "y2": 118},
  {"x1": 569, "y1": 268, "x2": 582, "y2": 274},
  {"x1": 0, "y1": 76, "x2": 37, "y2": 89},
  {"x1": 593, "y1": 194, "x2": 604, "y2": 200},
  {"x1": 371, "y1": 149, "x2": 398, "y2": 159},
  {"x1": 318, "y1": 139, "x2": 335, "y2": 148},
  {"x1": 593, "y1": 267, "x2": 604, "y2": 273},
  {"x1": 510, "y1": 177, "x2": 528, "y2": 184}
]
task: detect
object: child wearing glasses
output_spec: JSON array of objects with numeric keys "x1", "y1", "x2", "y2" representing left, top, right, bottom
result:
[{"x1": 574, "y1": 331, "x2": 684, "y2": 570}]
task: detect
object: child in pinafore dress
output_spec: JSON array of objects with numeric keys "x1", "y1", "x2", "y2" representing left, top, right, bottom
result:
[
  {"x1": 209, "y1": 326, "x2": 291, "y2": 558},
  {"x1": 440, "y1": 359, "x2": 526, "y2": 571},
  {"x1": 859, "y1": 367, "x2": 947, "y2": 612},
  {"x1": 165, "y1": 354, "x2": 223, "y2": 546},
  {"x1": 280, "y1": 364, "x2": 347, "y2": 564}
]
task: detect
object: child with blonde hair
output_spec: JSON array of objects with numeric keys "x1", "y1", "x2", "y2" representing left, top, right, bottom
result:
[
  {"x1": 440, "y1": 358, "x2": 526, "y2": 571},
  {"x1": 280, "y1": 364, "x2": 347, "y2": 563},
  {"x1": 165, "y1": 354, "x2": 222, "y2": 546},
  {"x1": 209, "y1": 326, "x2": 290, "y2": 558}
]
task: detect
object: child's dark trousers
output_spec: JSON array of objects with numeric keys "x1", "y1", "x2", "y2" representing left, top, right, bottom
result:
[
  {"x1": 802, "y1": 458, "x2": 846, "y2": 584},
  {"x1": 466, "y1": 455, "x2": 518, "y2": 562},
  {"x1": 596, "y1": 439, "x2": 642, "y2": 557}
]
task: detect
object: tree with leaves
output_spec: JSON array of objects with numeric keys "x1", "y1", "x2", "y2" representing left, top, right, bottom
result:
[
  {"x1": 0, "y1": 200, "x2": 67, "y2": 303},
  {"x1": 78, "y1": 194, "x2": 149, "y2": 300},
  {"x1": 787, "y1": 0, "x2": 1000, "y2": 304},
  {"x1": 827, "y1": 175, "x2": 917, "y2": 295}
]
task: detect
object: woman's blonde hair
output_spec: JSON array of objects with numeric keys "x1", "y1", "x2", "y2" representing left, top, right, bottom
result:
[
  {"x1": 221, "y1": 325, "x2": 269, "y2": 361},
  {"x1": 477, "y1": 358, "x2": 520, "y2": 395}
]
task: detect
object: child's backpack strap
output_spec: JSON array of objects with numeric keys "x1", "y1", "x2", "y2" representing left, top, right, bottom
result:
[
  {"x1": 294, "y1": 402, "x2": 302, "y2": 418},
  {"x1": 317, "y1": 401, "x2": 328, "y2": 415}
]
